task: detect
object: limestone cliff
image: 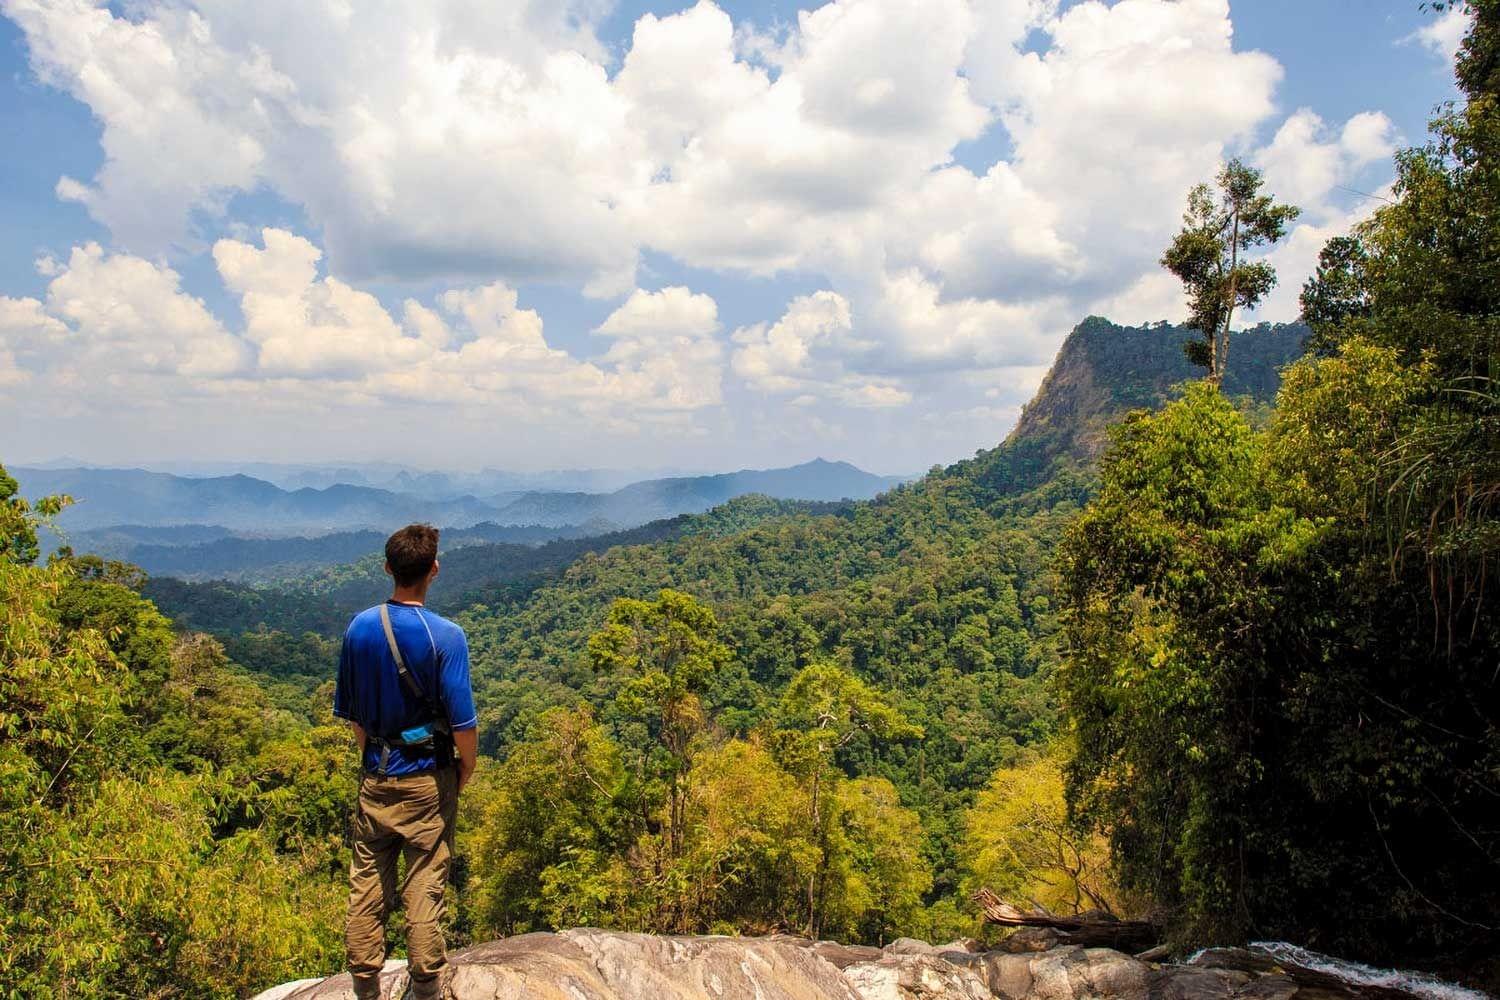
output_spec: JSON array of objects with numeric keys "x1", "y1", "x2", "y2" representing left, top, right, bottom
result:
[{"x1": 961, "y1": 317, "x2": 1307, "y2": 495}]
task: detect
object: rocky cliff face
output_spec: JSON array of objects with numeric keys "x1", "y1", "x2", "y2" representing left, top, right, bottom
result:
[
  {"x1": 1006, "y1": 318, "x2": 1306, "y2": 461},
  {"x1": 254, "y1": 930, "x2": 1459, "y2": 1000},
  {"x1": 961, "y1": 318, "x2": 1308, "y2": 496}
]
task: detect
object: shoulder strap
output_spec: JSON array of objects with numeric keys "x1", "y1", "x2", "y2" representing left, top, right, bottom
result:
[{"x1": 379, "y1": 603, "x2": 444, "y2": 721}]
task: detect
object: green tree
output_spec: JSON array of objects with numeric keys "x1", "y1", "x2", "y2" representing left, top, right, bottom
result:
[
  {"x1": 468, "y1": 706, "x2": 628, "y2": 935},
  {"x1": 1058, "y1": 384, "x2": 1318, "y2": 943},
  {"x1": 0, "y1": 470, "x2": 350, "y2": 997},
  {"x1": 773, "y1": 662, "x2": 921, "y2": 937},
  {"x1": 1060, "y1": 354, "x2": 1500, "y2": 969},
  {"x1": 1301, "y1": 2, "x2": 1500, "y2": 633},
  {"x1": 962, "y1": 750, "x2": 1116, "y2": 917},
  {"x1": 588, "y1": 590, "x2": 730, "y2": 862},
  {"x1": 1298, "y1": 235, "x2": 1371, "y2": 350},
  {"x1": 1, "y1": 462, "x2": 70, "y2": 566},
  {"x1": 825, "y1": 776, "x2": 931, "y2": 945},
  {"x1": 676, "y1": 739, "x2": 814, "y2": 933},
  {"x1": 1162, "y1": 159, "x2": 1300, "y2": 382}
]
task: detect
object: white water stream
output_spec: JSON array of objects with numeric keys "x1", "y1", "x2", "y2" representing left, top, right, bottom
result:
[{"x1": 1247, "y1": 941, "x2": 1491, "y2": 999}]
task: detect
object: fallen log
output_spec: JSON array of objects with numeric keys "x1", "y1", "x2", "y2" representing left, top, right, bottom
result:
[{"x1": 972, "y1": 888, "x2": 1161, "y2": 953}]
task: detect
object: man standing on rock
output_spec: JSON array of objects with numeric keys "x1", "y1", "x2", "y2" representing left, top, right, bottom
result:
[{"x1": 334, "y1": 524, "x2": 478, "y2": 1000}]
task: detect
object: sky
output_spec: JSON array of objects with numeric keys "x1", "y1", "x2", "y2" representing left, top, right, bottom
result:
[{"x1": 0, "y1": 0, "x2": 1471, "y2": 476}]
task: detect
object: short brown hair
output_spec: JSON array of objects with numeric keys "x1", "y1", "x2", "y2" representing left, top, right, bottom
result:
[{"x1": 385, "y1": 524, "x2": 439, "y2": 587}]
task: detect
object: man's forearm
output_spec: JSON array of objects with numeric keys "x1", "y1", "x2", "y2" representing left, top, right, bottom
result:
[
  {"x1": 350, "y1": 720, "x2": 367, "y2": 755},
  {"x1": 453, "y1": 728, "x2": 478, "y2": 791}
]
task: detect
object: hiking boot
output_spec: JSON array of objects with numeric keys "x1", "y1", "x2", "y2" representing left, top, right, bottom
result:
[{"x1": 406, "y1": 968, "x2": 449, "y2": 1000}]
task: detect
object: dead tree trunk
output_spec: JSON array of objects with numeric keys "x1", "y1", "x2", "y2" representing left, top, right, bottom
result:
[{"x1": 972, "y1": 888, "x2": 1160, "y2": 953}]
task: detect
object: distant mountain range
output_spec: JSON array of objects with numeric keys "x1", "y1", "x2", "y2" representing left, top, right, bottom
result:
[
  {"x1": 138, "y1": 315, "x2": 1313, "y2": 608},
  {"x1": 128, "y1": 462, "x2": 700, "y2": 497},
  {"x1": 15, "y1": 458, "x2": 908, "y2": 537},
  {"x1": 480, "y1": 460, "x2": 908, "y2": 528},
  {"x1": 57, "y1": 521, "x2": 605, "y2": 582}
]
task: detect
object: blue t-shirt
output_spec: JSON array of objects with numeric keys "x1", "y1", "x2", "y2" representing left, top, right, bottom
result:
[{"x1": 333, "y1": 601, "x2": 477, "y2": 775}]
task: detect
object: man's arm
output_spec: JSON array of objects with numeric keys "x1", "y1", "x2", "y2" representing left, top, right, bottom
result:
[
  {"x1": 438, "y1": 622, "x2": 479, "y2": 792},
  {"x1": 334, "y1": 630, "x2": 364, "y2": 767},
  {"x1": 453, "y1": 727, "x2": 477, "y2": 792}
]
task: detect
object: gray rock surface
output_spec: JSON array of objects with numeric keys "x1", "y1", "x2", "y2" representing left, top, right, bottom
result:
[{"x1": 252, "y1": 932, "x2": 1455, "y2": 1000}]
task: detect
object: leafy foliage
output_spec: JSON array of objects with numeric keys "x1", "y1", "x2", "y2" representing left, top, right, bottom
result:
[
  {"x1": 1, "y1": 466, "x2": 70, "y2": 566},
  {"x1": 962, "y1": 751, "x2": 1115, "y2": 918},
  {"x1": 1062, "y1": 15, "x2": 1500, "y2": 975},
  {"x1": 0, "y1": 463, "x2": 352, "y2": 998},
  {"x1": 463, "y1": 652, "x2": 931, "y2": 944},
  {"x1": 1162, "y1": 160, "x2": 1300, "y2": 380}
]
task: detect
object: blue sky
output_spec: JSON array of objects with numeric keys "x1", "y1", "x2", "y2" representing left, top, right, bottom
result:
[{"x1": 0, "y1": 0, "x2": 1468, "y2": 474}]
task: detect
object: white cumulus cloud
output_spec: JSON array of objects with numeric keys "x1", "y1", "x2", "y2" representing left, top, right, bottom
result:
[
  {"x1": 1255, "y1": 109, "x2": 1398, "y2": 219},
  {"x1": 733, "y1": 290, "x2": 910, "y2": 407},
  {"x1": 1406, "y1": 4, "x2": 1471, "y2": 67},
  {"x1": 0, "y1": 0, "x2": 1416, "y2": 467},
  {"x1": 2, "y1": 230, "x2": 728, "y2": 425},
  {"x1": 5, "y1": 245, "x2": 248, "y2": 379}
]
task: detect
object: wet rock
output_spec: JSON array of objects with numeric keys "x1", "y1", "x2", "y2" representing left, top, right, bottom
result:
[{"x1": 1148, "y1": 966, "x2": 1253, "y2": 1000}]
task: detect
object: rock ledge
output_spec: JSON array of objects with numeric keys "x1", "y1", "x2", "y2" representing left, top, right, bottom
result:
[{"x1": 255, "y1": 930, "x2": 1459, "y2": 1000}]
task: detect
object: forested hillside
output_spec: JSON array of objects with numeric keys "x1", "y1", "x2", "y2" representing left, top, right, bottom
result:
[
  {"x1": 144, "y1": 497, "x2": 846, "y2": 641},
  {"x1": 135, "y1": 316, "x2": 1305, "y2": 942},
  {"x1": 1055, "y1": 11, "x2": 1500, "y2": 981}
]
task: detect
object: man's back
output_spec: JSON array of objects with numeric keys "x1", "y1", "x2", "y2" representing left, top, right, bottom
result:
[{"x1": 335, "y1": 600, "x2": 477, "y2": 776}]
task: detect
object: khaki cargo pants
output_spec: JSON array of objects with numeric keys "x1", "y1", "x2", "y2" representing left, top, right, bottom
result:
[{"x1": 347, "y1": 765, "x2": 459, "y2": 1000}]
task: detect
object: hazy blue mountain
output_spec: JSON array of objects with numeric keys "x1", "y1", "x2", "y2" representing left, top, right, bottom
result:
[
  {"x1": 379, "y1": 467, "x2": 700, "y2": 497},
  {"x1": 134, "y1": 461, "x2": 698, "y2": 496},
  {"x1": 486, "y1": 459, "x2": 909, "y2": 526},
  {"x1": 13, "y1": 467, "x2": 502, "y2": 533},
  {"x1": 62, "y1": 521, "x2": 613, "y2": 582},
  {"x1": 18, "y1": 459, "x2": 907, "y2": 539}
]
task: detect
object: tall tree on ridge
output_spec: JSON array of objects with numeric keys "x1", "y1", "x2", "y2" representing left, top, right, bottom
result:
[
  {"x1": 772, "y1": 662, "x2": 920, "y2": 939},
  {"x1": 1161, "y1": 159, "x2": 1300, "y2": 384},
  {"x1": 588, "y1": 589, "x2": 730, "y2": 864}
]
